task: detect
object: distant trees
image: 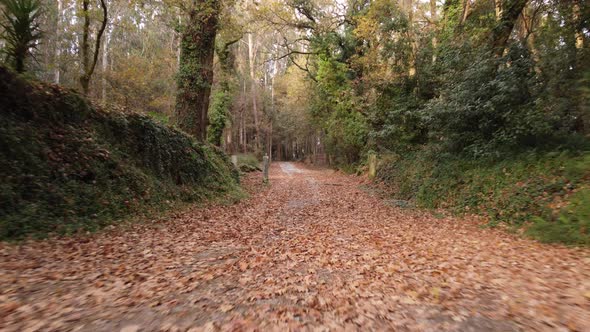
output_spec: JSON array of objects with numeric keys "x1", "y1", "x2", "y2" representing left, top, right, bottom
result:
[
  {"x1": 1, "y1": 0, "x2": 587, "y2": 161},
  {"x1": 0, "y1": 0, "x2": 43, "y2": 73},
  {"x1": 249, "y1": 0, "x2": 589, "y2": 162}
]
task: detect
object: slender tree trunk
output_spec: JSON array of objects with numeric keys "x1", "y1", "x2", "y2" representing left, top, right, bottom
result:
[
  {"x1": 461, "y1": 0, "x2": 471, "y2": 25},
  {"x1": 80, "y1": 0, "x2": 108, "y2": 96},
  {"x1": 240, "y1": 81, "x2": 246, "y2": 152},
  {"x1": 80, "y1": 0, "x2": 90, "y2": 92},
  {"x1": 490, "y1": 0, "x2": 528, "y2": 58},
  {"x1": 248, "y1": 33, "x2": 261, "y2": 151},
  {"x1": 494, "y1": 0, "x2": 503, "y2": 21},
  {"x1": 403, "y1": 0, "x2": 416, "y2": 77},
  {"x1": 54, "y1": 0, "x2": 62, "y2": 84},
  {"x1": 102, "y1": 28, "x2": 110, "y2": 105},
  {"x1": 430, "y1": 0, "x2": 438, "y2": 63},
  {"x1": 175, "y1": 0, "x2": 220, "y2": 141},
  {"x1": 176, "y1": 11, "x2": 181, "y2": 68},
  {"x1": 520, "y1": 4, "x2": 541, "y2": 74},
  {"x1": 269, "y1": 57, "x2": 277, "y2": 161}
]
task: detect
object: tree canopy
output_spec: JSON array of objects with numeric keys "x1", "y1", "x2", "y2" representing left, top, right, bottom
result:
[{"x1": 0, "y1": 0, "x2": 588, "y2": 159}]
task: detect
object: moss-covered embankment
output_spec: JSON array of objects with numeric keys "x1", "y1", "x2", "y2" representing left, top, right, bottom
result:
[
  {"x1": 0, "y1": 67, "x2": 239, "y2": 239},
  {"x1": 375, "y1": 150, "x2": 590, "y2": 245}
]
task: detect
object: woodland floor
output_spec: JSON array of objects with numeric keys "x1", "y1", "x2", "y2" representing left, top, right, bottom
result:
[{"x1": 1, "y1": 162, "x2": 589, "y2": 332}]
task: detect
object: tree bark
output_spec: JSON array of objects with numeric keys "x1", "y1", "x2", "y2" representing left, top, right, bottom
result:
[
  {"x1": 460, "y1": 0, "x2": 471, "y2": 25},
  {"x1": 490, "y1": 0, "x2": 528, "y2": 58},
  {"x1": 494, "y1": 0, "x2": 503, "y2": 21},
  {"x1": 175, "y1": 0, "x2": 220, "y2": 141},
  {"x1": 403, "y1": 0, "x2": 416, "y2": 77},
  {"x1": 208, "y1": 37, "x2": 240, "y2": 146},
  {"x1": 102, "y1": 26, "x2": 110, "y2": 105},
  {"x1": 248, "y1": 33, "x2": 261, "y2": 151},
  {"x1": 80, "y1": 0, "x2": 108, "y2": 96},
  {"x1": 430, "y1": 0, "x2": 438, "y2": 63},
  {"x1": 54, "y1": 0, "x2": 62, "y2": 84}
]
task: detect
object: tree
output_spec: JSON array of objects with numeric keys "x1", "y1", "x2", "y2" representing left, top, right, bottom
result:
[
  {"x1": 0, "y1": 0, "x2": 43, "y2": 73},
  {"x1": 79, "y1": 0, "x2": 107, "y2": 95},
  {"x1": 490, "y1": 0, "x2": 528, "y2": 58},
  {"x1": 175, "y1": 0, "x2": 221, "y2": 141},
  {"x1": 208, "y1": 36, "x2": 241, "y2": 146}
]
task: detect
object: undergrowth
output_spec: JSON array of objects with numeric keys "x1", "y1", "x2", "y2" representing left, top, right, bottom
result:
[
  {"x1": 376, "y1": 149, "x2": 590, "y2": 245},
  {"x1": 236, "y1": 154, "x2": 261, "y2": 173},
  {"x1": 0, "y1": 67, "x2": 241, "y2": 240}
]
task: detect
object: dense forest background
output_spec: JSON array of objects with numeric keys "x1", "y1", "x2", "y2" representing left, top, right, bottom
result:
[
  {"x1": 3, "y1": 0, "x2": 587, "y2": 160},
  {"x1": 1, "y1": 0, "x2": 589, "y2": 243}
]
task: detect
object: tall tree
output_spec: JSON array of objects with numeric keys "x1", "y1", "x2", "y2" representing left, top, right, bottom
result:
[
  {"x1": 175, "y1": 0, "x2": 221, "y2": 141},
  {"x1": 490, "y1": 0, "x2": 528, "y2": 58},
  {"x1": 79, "y1": 0, "x2": 108, "y2": 95},
  {"x1": 54, "y1": 0, "x2": 62, "y2": 83},
  {"x1": 208, "y1": 35, "x2": 240, "y2": 146},
  {"x1": 247, "y1": 32, "x2": 261, "y2": 150}
]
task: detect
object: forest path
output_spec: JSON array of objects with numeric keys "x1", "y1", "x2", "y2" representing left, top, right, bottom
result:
[{"x1": 1, "y1": 163, "x2": 589, "y2": 331}]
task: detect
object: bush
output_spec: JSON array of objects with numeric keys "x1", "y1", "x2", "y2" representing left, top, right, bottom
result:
[
  {"x1": 527, "y1": 189, "x2": 590, "y2": 246},
  {"x1": 237, "y1": 154, "x2": 261, "y2": 172},
  {"x1": 376, "y1": 149, "x2": 590, "y2": 245}
]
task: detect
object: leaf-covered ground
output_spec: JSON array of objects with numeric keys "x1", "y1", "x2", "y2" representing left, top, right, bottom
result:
[{"x1": 1, "y1": 163, "x2": 589, "y2": 331}]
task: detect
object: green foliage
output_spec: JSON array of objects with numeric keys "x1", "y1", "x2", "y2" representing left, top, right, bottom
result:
[
  {"x1": 207, "y1": 88, "x2": 231, "y2": 146},
  {"x1": 312, "y1": 55, "x2": 368, "y2": 165},
  {"x1": 370, "y1": 81, "x2": 427, "y2": 152},
  {"x1": 527, "y1": 189, "x2": 590, "y2": 246},
  {"x1": 236, "y1": 153, "x2": 261, "y2": 173},
  {"x1": 352, "y1": 0, "x2": 590, "y2": 245},
  {"x1": 0, "y1": 0, "x2": 42, "y2": 73},
  {"x1": 422, "y1": 42, "x2": 586, "y2": 157},
  {"x1": 175, "y1": 0, "x2": 220, "y2": 140},
  {"x1": 376, "y1": 150, "x2": 590, "y2": 245},
  {"x1": 0, "y1": 66, "x2": 239, "y2": 240},
  {"x1": 324, "y1": 106, "x2": 368, "y2": 165}
]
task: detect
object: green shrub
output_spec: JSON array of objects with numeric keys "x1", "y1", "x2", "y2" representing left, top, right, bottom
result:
[
  {"x1": 237, "y1": 154, "x2": 261, "y2": 172},
  {"x1": 527, "y1": 189, "x2": 590, "y2": 246},
  {"x1": 376, "y1": 149, "x2": 590, "y2": 245}
]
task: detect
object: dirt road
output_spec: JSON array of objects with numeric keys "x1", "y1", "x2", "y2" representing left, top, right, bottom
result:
[{"x1": 1, "y1": 163, "x2": 589, "y2": 331}]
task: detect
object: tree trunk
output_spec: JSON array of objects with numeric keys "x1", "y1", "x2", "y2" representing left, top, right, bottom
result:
[
  {"x1": 102, "y1": 27, "x2": 110, "y2": 105},
  {"x1": 54, "y1": 0, "x2": 62, "y2": 84},
  {"x1": 209, "y1": 37, "x2": 239, "y2": 146},
  {"x1": 248, "y1": 33, "x2": 261, "y2": 151},
  {"x1": 494, "y1": 0, "x2": 503, "y2": 21},
  {"x1": 490, "y1": 0, "x2": 528, "y2": 58},
  {"x1": 461, "y1": 0, "x2": 471, "y2": 25},
  {"x1": 175, "y1": 0, "x2": 220, "y2": 141},
  {"x1": 403, "y1": 0, "x2": 416, "y2": 77},
  {"x1": 80, "y1": 0, "x2": 90, "y2": 93},
  {"x1": 430, "y1": 0, "x2": 438, "y2": 63},
  {"x1": 80, "y1": 0, "x2": 108, "y2": 96}
]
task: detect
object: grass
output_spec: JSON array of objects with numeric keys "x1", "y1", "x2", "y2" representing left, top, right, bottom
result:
[
  {"x1": 527, "y1": 188, "x2": 590, "y2": 245},
  {"x1": 236, "y1": 153, "x2": 261, "y2": 172},
  {"x1": 376, "y1": 149, "x2": 590, "y2": 245}
]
